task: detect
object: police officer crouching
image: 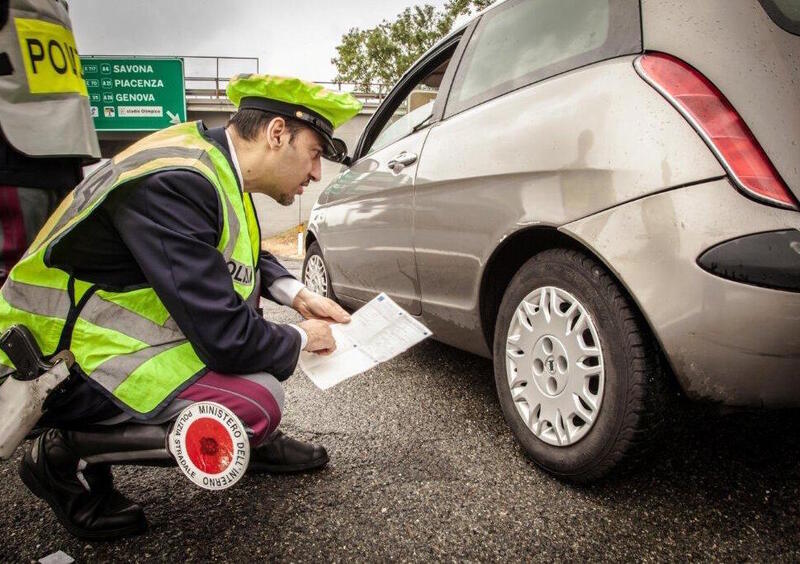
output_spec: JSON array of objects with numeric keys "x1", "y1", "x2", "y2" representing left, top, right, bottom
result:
[{"x1": 0, "y1": 75, "x2": 362, "y2": 539}]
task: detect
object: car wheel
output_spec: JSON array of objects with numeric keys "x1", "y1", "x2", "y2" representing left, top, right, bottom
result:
[
  {"x1": 493, "y1": 248, "x2": 666, "y2": 483},
  {"x1": 302, "y1": 241, "x2": 335, "y2": 300}
]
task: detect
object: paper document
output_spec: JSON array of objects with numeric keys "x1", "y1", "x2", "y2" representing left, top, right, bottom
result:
[{"x1": 298, "y1": 293, "x2": 432, "y2": 390}]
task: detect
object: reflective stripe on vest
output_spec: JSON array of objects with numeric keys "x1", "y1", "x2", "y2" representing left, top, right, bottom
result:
[
  {"x1": 0, "y1": 121, "x2": 261, "y2": 416},
  {"x1": 0, "y1": 0, "x2": 99, "y2": 158}
]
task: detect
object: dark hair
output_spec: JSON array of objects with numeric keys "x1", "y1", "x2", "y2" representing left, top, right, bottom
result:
[{"x1": 226, "y1": 109, "x2": 305, "y2": 142}]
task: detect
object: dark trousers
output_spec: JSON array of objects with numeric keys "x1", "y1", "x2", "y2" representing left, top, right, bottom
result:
[{"x1": 40, "y1": 371, "x2": 285, "y2": 447}]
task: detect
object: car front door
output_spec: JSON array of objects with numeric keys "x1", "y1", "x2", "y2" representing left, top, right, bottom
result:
[
  {"x1": 320, "y1": 129, "x2": 429, "y2": 314},
  {"x1": 316, "y1": 35, "x2": 463, "y2": 315}
]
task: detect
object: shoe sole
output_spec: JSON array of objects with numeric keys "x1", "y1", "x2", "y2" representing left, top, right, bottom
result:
[
  {"x1": 19, "y1": 457, "x2": 147, "y2": 541},
  {"x1": 248, "y1": 453, "x2": 330, "y2": 474}
]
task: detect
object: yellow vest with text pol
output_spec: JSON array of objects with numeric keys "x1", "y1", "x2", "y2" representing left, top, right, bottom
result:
[
  {"x1": 0, "y1": 0, "x2": 100, "y2": 158},
  {"x1": 0, "y1": 121, "x2": 261, "y2": 417}
]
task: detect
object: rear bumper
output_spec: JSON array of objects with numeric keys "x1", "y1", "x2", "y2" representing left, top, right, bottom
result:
[{"x1": 562, "y1": 178, "x2": 800, "y2": 407}]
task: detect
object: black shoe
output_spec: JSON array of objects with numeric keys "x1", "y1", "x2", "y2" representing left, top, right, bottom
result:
[
  {"x1": 18, "y1": 429, "x2": 147, "y2": 540},
  {"x1": 248, "y1": 431, "x2": 329, "y2": 474}
]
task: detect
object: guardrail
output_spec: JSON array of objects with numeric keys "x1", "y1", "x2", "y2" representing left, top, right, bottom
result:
[{"x1": 182, "y1": 56, "x2": 387, "y2": 112}]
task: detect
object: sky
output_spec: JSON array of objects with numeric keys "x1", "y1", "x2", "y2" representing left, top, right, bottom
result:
[{"x1": 68, "y1": 0, "x2": 452, "y2": 83}]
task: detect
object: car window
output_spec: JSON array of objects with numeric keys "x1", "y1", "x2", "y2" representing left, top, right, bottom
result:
[
  {"x1": 358, "y1": 44, "x2": 457, "y2": 158},
  {"x1": 371, "y1": 99, "x2": 435, "y2": 153},
  {"x1": 758, "y1": 0, "x2": 800, "y2": 35},
  {"x1": 445, "y1": 0, "x2": 641, "y2": 117}
]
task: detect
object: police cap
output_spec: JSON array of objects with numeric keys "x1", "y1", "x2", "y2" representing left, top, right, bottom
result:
[{"x1": 227, "y1": 74, "x2": 362, "y2": 163}]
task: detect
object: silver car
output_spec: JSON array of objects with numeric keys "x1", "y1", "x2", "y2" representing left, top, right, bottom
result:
[{"x1": 304, "y1": 0, "x2": 800, "y2": 482}]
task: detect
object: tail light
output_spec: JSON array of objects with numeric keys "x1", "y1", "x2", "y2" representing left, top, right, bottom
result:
[{"x1": 634, "y1": 52, "x2": 798, "y2": 211}]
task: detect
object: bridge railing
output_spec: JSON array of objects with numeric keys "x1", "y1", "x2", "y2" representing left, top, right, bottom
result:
[{"x1": 183, "y1": 56, "x2": 387, "y2": 112}]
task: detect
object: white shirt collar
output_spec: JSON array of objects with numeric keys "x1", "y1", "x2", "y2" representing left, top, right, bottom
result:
[{"x1": 224, "y1": 127, "x2": 245, "y2": 191}]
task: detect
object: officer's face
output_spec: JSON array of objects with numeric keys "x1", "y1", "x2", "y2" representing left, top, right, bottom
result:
[{"x1": 269, "y1": 125, "x2": 323, "y2": 206}]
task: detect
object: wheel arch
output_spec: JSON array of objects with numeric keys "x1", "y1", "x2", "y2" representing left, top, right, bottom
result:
[
  {"x1": 304, "y1": 228, "x2": 318, "y2": 251},
  {"x1": 478, "y1": 226, "x2": 678, "y2": 392}
]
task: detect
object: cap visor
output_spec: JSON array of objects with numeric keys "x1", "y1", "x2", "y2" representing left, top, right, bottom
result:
[{"x1": 322, "y1": 136, "x2": 348, "y2": 163}]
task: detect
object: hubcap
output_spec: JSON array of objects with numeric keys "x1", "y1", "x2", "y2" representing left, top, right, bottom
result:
[
  {"x1": 304, "y1": 255, "x2": 328, "y2": 296},
  {"x1": 505, "y1": 286, "x2": 605, "y2": 447}
]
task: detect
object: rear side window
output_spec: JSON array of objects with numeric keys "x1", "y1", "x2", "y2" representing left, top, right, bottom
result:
[
  {"x1": 445, "y1": 0, "x2": 641, "y2": 117},
  {"x1": 758, "y1": 0, "x2": 800, "y2": 35}
]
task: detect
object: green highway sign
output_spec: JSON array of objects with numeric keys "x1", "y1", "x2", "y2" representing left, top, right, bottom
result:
[{"x1": 81, "y1": 57, "x2": 186, "y2": 131}]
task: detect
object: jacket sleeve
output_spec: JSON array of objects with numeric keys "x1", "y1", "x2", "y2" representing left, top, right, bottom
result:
[
  {"x1": 106, "y1": 170, "x2": 301, "y2": 380},
  {"x1": 259, "y1": 250, "x2": 300, "y2": 303}
]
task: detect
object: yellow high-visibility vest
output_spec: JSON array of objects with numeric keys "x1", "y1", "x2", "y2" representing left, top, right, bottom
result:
[{"x1": 0, "y1": 121, "x2": 262, "y2": 417}]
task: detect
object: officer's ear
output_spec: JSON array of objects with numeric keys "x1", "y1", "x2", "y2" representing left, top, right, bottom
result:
[{"x1": 265, "y1": 116, "x2": 288, "y2": 151}]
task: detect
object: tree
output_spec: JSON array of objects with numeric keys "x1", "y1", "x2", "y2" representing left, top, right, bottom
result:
[{"x1": 332, "y1": 0, "x2": 493, "y2": 92}]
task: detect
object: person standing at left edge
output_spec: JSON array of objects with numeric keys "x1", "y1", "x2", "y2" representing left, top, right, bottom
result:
[{"x1": 0, "y1": 0, "x2": 100, "y2": 285}]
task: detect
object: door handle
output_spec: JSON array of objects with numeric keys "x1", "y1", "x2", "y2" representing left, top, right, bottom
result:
[{"x1": 387, "y1": 151, "x2": 418, "y2": 173}]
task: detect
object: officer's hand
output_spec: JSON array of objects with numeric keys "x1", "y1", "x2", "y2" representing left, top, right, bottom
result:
[
  {"x1": 298, "y1": 319, "x2": 336, "y2": 355},
  {"x1": 292, "y1": 288, "x2": 350, "y2": 324}
]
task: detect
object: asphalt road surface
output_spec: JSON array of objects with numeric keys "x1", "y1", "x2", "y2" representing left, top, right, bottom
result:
[{"x1": 1, "y1": 258, "x2": 798, "y2": 562}]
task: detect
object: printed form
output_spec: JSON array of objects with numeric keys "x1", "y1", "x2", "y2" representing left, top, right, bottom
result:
[{"x1": 298, "y1": 293, "x2": 432, "y2": 390}]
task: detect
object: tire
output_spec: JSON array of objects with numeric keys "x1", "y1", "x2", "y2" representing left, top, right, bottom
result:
[
  {"x1": 492, "y1": 248, "x2": 666, "y2": 483},
  {"x1": 302, "y1": 241, "x2": 336, "y2": 301}
]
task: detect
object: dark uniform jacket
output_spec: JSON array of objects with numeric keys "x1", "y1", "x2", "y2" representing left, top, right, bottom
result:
[{"x1": 0, "y1": 134, "x2": 83, "y2": 191}]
